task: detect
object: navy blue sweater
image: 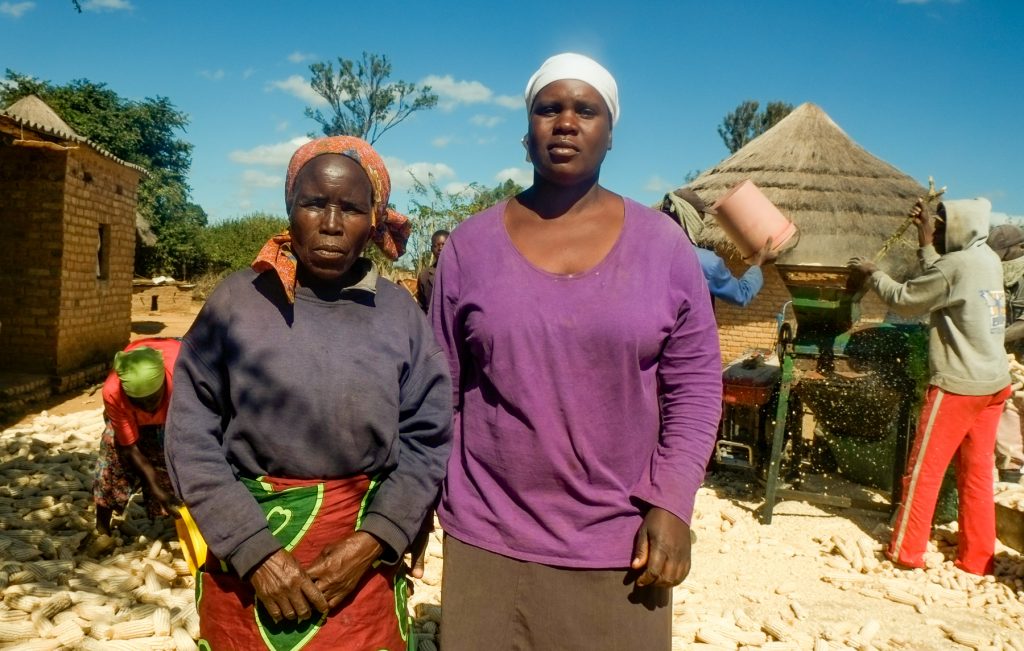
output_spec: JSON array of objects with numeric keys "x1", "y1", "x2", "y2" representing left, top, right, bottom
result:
[{"x1": 165, "y1": 264, "x2": 452, "y2": 577}]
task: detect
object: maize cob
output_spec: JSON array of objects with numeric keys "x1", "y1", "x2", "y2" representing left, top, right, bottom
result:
[
  {"x1": 789, "y1": 600, "x2": 807, "y2": 620},
  {"x1": 171, "y1": 626, "x2": 199, "y2": 651},
  {"x1": 0, "y1": 619, "x2": 36, "y2": 642},
  {"x1": 147, "y1": 559, "x2": 178, "y2": 583},
  {"x1": 762, "y1": 617, "x2": 793, "y2": 642},
  {"x1": 52, "y1": 618, "x2": 86, "y2": 646},
  {"x1": 109, "y1": 617, "x2": 156, "y2": 639},
  {"x1": 4, "y1": 594, "x2": 40, "y2": 614},
  {"x1": 695, "y1": 627, "x2": 736, "y2": 647},
  {"x1": 153, "y1": 606, "x2": 171, "y2": 636},
  {"x1": 883, "y1": 588, "x2": 921, "y2": 608},
  {"x1": 29, "y1": 609, "x2": 54, "y2": 637},
  {"x1": 0, "y1": 639, "x2": 62, "y2": 650},
  {"x1": 939, "y1": 623, "x2": 988, "y2": 649}
]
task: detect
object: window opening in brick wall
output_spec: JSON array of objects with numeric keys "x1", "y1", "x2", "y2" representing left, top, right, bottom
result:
[{"x1": 97, "y1": 224, "x2": 110, "y2": 280}]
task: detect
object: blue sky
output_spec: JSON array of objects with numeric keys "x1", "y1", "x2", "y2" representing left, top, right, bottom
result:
[{"x1": 2, "y1": 0, "x2": 1022, "y2": 226}]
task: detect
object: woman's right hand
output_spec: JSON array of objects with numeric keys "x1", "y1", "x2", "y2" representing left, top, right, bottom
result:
[{"x1": 249, "y1": 549, "x2": 329, "y2": 623}]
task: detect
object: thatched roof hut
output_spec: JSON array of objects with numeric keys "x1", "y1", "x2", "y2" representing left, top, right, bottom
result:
[{"x1": 683, "y1": 102, "x2": 927, "y2": 281}]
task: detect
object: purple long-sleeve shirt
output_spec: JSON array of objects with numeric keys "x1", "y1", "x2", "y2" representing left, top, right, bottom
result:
[{"x1": 430, "y1": 198, "x2": 722, "y2": 568}]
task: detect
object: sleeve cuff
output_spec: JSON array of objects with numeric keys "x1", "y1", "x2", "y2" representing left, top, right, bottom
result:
[
  {"x1": 630, "y1": 486, "x2": 695, "y2": 528},
  {"x1": 227, "y1": 528, "x2": 281, "y2": 578},
  {"x1": 358, "y1": 513, "x2": 408, "y2": 565}
]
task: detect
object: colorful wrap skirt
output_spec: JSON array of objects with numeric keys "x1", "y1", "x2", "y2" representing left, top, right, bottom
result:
[
  {"x1": 195, "y1": 475, "x2": 410, "y2": 651},
  {"x1": 93, "y1": 421, "x2": 175, "y2": 520}
]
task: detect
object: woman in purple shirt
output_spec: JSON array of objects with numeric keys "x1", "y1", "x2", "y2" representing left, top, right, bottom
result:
[{"x1": 431, "y1": 53, "x2": 723, "y2": 650}]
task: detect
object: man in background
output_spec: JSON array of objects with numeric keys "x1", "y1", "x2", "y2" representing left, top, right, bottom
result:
[
  {"x1": 987, "y1": 224, "x2": 1024, "y2": 484},
  {"x1": 417, "y1": 229, "x2": 449, "y2": 313},
  {"x1": 849, "y1": 197, "x2": 1009, "y2": 575}
]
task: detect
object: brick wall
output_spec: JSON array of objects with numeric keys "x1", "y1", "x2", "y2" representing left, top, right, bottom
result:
[
  {"x1": 0, "y1": 145, "x2": 66, "y2": 373},
  {"x1": 54, "y1": 148, "x2": 139, "y2": 374},
  {"x1": 714, "y1": 253, "x2": 889, "y2": 364}
]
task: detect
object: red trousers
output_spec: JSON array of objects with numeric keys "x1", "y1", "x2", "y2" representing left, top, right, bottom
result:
[{"x1": 889, "y1": 384, "x2": 1011, "y2": 575}]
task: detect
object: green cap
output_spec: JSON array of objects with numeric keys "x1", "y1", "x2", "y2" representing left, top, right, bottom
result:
[{"x1": 113, "y1": 346, "x2": 166, "y2": 398}]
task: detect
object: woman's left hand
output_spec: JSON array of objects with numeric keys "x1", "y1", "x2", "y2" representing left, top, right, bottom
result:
[
  {"x1": 630, "y1": 507, "x2": 691, "y2": 588},
  {"x1": 306, "y1": 531, "x2": 383, "y2": 610}
]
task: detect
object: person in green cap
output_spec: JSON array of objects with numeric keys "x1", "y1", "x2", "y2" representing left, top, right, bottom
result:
[{"x1": 94, "y1": 337, "x2": 183, "y2": 533}]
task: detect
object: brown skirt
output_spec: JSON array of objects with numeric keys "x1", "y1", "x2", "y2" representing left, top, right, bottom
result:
[{"x1": 439, "y1": 535, "x2": 671, "y2": 651}]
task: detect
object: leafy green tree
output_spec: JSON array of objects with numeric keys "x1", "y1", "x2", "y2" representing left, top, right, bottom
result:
[
  {"x1": 1, "y1": 70, "x2": 206, "y2": 278},
  {"x1": 199, "y1": 213, "x2": 289, "y2": 274},
  {"x1": 305, "y1": 52, "x2": 438, "y2": 144},
  {"x1": 717, "y1": 100, "x2": 795, "y2": 153}
]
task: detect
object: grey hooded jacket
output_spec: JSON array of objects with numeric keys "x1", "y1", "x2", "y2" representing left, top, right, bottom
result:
[{"x1": 869, "y1": 198, "x2": 1010, "y2": 395}]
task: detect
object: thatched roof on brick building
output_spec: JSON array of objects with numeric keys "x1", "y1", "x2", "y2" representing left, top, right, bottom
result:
[
  {"x1": 679, "y1": 103, "x2": 927, "y2": 280},
  {"x1": 0, "y1": 95, "x2": 146, "y2": 175}
]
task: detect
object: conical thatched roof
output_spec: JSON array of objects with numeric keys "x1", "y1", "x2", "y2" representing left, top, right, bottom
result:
[
  {"x1": 0, "y1": 95, "x2": 146, "y2": 174},
  {"x1": 682, "y1": 103, "x2": 927, "y2": 280}
]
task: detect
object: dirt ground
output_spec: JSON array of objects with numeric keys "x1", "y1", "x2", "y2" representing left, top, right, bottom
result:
[{"x1": 2, "y1": 295, "x2": 1022, "y2": 649}]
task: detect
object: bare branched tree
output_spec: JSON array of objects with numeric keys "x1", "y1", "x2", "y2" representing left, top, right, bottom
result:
[{"x1": 305, "y1": 52, "x2": 438, "y2": 144}]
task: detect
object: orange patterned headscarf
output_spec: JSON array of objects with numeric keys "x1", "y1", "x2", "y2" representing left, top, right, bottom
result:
[{"x1": 252, "y1": 136, "x2": 412, "y2": 302}]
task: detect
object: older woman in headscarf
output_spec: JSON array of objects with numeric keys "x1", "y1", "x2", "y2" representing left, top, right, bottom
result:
[
  {"x1": 165, "y1": 136, "x2": 452, "y2": 651},
  {"x1": 430, "y1": 53, "x2": 722, "y2": 650}
]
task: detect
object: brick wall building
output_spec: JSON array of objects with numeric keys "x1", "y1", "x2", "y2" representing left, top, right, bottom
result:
[{"x1": 0, "y1": 95, "x2": 144, "y2": 385}]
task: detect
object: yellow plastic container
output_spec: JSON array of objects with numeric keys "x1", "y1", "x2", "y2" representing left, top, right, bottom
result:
[{"x1": 174, "y1": 505, "x2": 208, "y2": 576}]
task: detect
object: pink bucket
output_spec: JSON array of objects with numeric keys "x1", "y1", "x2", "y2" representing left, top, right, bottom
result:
[{"x1": 710, "y1": 180, "x2": 798, "y2": 261}]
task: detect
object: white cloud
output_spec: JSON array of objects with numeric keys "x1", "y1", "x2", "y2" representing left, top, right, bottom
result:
[
  {"x1": 229, "y1": 136, "x2": 311, "y2": 166},
  {"x1": 383, "y1": 156, "x2": 456, "y2": 191},
  {"x1": 0, "y1": 1, "x2": 34, "y2": 17},
  {"x1": 990, "y1": 211, "x2": 1024, "y2": 226},
  {"x1": 644, "y1": 175, "x2": 674, "y2": 193},
  {"x1": 444, "y1": 182, "x2": 472, "y2": 195},
  {"x1": 421, "y1": 74, "x2": 494, "y2": 111},
  {"x1": 266, "y1": 75, "x2": 327, "y2": 106},
  {"x1": 82, "y1": 0, "x2": 132, "y2": 11},
  {"x1": 494, "y1": 95, "x2": 522, "y2": 110},
  {"x1": 287, "y1": 51, "x2": 317, "y2": 64},
  {"x1": 470, "y1": 115, "x2": 504, "y2": 128},
  {"x1": 495, "y1": 167, "x2": 532, "y2": 187},
  {"x1": 419, "y1": 74, "x2": 521, "y2": 112},
  {"x1": 241, "y1": 170, "x2": 282, "y2": 189},
  {"x1": 199, "y1": 69, "x2": 225, "y2": 81},
  {"x1": 242, "y1": 68, "x2": 256, "y2": 80},
  {"x1": 275, "y1": 120, "x2": 289, "y2": 132},
  {"x1": 432, "y1": 136, "x2": 453, "y2": 148}
]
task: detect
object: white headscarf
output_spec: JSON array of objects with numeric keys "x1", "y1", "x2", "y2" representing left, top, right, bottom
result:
[{"x1": 524, "y1": 52, "x2": 620, "y2": 126}]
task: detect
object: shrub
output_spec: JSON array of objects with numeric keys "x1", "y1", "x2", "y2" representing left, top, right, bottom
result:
[{"x1": 199, "y1": 213, "x2": 288, "y2": 274}]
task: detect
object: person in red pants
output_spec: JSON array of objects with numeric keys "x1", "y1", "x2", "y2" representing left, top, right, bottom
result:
[{"x1": 850, "y1": 197, "x2": 1011, "y2": 575}]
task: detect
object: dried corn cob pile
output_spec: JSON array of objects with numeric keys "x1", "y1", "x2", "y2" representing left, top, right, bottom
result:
[
  {"x1": 666, "y1": 478, "x2": 1024, "y2": 650},
  {"x1": 0, "y1": 408, "x2": 198, "y2": 650},
  {"x1": 405, "y1": 475, "x2": 1024, "y2": 650},
  {"x1": 9, "y1": 407, "x2": 1024, "y2": 650}
]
